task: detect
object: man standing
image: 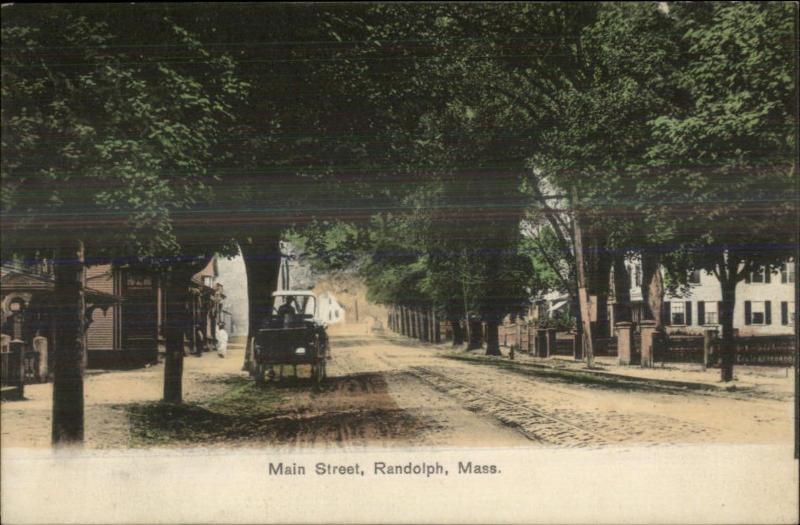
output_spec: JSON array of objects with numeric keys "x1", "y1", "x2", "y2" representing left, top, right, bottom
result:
[{"x1": 216, "y1": 323, "x2": 229, "y2": 358}]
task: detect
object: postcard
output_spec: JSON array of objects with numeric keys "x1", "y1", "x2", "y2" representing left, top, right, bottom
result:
[{"x1": 2, "y1": 2, "x2": 798, "y2": 524}]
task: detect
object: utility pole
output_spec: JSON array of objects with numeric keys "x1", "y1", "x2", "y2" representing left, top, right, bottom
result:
[{"x1": 571, "y1": 186, "x2": 595, "y2": 368}]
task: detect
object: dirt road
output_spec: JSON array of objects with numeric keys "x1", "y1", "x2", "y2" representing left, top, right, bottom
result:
[
  {"x1": 315, "y1": 326, "x2": 794, "y2": 448},
  {"x1": 1, "y1": 326, "x2": 794, "y2": 449}
]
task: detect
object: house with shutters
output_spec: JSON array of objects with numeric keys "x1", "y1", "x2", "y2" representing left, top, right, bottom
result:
[{"x1": 623, "y1": 260, "x2": 796, "y2": 336}]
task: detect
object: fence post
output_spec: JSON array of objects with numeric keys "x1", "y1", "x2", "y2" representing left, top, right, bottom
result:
[
  {"x1": 703, "y1": 329, "x2": 716, "y2": 370},
  {"x1": 535, "y1": 328, "x2": 546, "y2": 358},
  {"x1": 573, "y1": 331, "x2": 583, "y2": 360},
  {"x1": 639, "y1": 320, "x2": 657, "y2": 368},
  {"x1": 546, "y1": 328, "x2": 557, "y2": 358},
  {"x1": 615, "y1": 322, "x2": 634, "y2": 366},
  {"x1": 528, "y1": 326, "x2": 535, "y2": 354}
]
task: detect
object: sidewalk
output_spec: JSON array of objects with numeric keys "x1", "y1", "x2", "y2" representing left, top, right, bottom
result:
[
  {"x1": 1, "y1": 343, "x2": 248, "y2": 448},
  {"x1": 382, "y1": 331, "x2": 795, "y2": 400}
]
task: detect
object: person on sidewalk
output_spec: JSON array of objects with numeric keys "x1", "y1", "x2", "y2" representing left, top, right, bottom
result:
[{"x1": 216, "y1": 323, "x2": 229, "y2": 358}]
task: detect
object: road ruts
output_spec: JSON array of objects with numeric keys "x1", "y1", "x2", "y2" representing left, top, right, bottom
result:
[{"x1": 408, "y1": 366, "x2": 611, "y2": 447}]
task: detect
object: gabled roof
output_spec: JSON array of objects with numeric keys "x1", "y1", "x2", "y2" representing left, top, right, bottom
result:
[{"x1": 1, "y1": 265, "x2": 121, "y2": 306}]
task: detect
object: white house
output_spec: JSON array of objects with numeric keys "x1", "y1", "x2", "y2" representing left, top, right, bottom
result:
[
  {"x1": 317, "y1": 291, "x2": 346, "y2": 325},
  {"x1": 624, "y1": 259, "x2": 795, "y2": 336}
]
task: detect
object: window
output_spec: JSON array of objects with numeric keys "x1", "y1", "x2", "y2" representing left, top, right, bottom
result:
[
  {"x1": 203, "y1": 276, "x2": 213, "y2": 287},
  {"x1": 703, "y1": 302, "x2": 718, "y2": 324},
  {"x1": 633, "y1": 264, "x2": 642, "y2": 287},
  {"x1": 782, "y1": 302, "x2": 795, "y2": 325},
  {"x1": 781, "y1": 263, "x2": 796, "y2": 284},
  {"x1": 748, "y1": 266, "x2": 771, "y2": 284},
  {"x1": 689, "y1": 270, "x2": 702, "y2": 284},
  {"x1": 671, "y1": 302, "x2": 685, "y2": 325},
  {"x1": 750, "y1": 301, "x2": 765, "y2": 325}
]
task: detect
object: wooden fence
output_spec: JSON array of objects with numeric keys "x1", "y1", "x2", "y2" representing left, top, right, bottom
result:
[
  {"x1": 498, "y1": 323, "x2": 796, "y2": 367},
  {"x1": 657, "y1": 334, "x2": 795, "y2": 367}
]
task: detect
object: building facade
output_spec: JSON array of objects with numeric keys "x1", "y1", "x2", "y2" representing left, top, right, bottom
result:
[
  {"x1": 2, "y1": 256, "x2": 229, "y2": 379},
  {"x1": 620, "y1": 259, "x2": 795, "y2": 336},
  {"x1": 317, "y1": 291, "x2": 346, "y2": 325}
]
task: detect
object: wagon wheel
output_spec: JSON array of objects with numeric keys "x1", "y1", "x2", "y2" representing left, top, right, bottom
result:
[{"x1": 254, "y1": 362, "x2": 266, "y2": 384}]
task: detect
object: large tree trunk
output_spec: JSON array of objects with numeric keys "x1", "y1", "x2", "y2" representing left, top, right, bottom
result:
[
  {"x1": 466, "y1": 319, "x2": 482, "y2": 350},
  {"x1": 640, "y1": 251, "x2": 664, "y2": 329},
  {"x1": 52, "y1": 240, "x2": 86, "y2": 446},
  {"x1": 718, "y1": 282, "x2": 736, "y2": 382},
  {"x1": 450, "y1": 316, "x2": 464, "y2": 346},
  {"x1": 163, "y1": 267, "x2": 193, "y2": 403},
  {"x1": 571, "y1": 187, "x2": 594, "y2": 367},
  {"x1": 241, "y1": 239, "x2": 282, "y2": 375},
  {"x1": 589, "y1": 239, "x2": 612, "y2": 338},
  {"x1": 613, "y1": 254, "x2": 632, "y2": 323},
  {"x1": 484, "y1": 317, "x2": 501, "y2": 356},
  {"x1": 716, "y1": 252, "x2": 747, "y2": 382}
]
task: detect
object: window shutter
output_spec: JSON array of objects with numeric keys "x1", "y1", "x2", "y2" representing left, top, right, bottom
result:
[
  {"x1": 765, "y1": 269, "x2": 771, "y2": 284},
  {"x1": 718, "y1": 302, "x2": 723, "y2": 324},
  {"x1": 685, "y1": 301, "x2": 692, "y2": 326},
  {"x1": 698, "y1": 301, "x2": 705, "y2": 325},
  {"x1": 744, "y1": 301, "x2": 752, "y2": 325},
  {"x1": 781, "y1": 302, "x2": 788, "y2": 325},
  {"x1": 661, "y1": 301, "x2": 671, "y2": 326},
  {"x1": 765, "y1": 301, "x2": 771, "y2": 325},
  {"x1": 781, "y1": 265, "x2": 787, "y2": 283}
]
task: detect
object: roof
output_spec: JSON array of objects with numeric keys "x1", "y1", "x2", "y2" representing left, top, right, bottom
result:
[{"x1": 1, "y1": 265, "x2": 120, "y2": 306}]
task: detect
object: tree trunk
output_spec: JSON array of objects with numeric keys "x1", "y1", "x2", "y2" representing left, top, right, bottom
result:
[
  {"x1": 613, "y1": 254, "x2": 632, "y2": 323},
  {"x1": 52, "y1": 240, "x2": 86, "y2": 446},
  {"x1": 466, "y1": 319, "x2": 482, "y2": 350},
  {"x1": 451, "y1": 317, "x2": 464, "y2": 346},
  {"x1": 241, "y1": 239, "x2": 282, "y2": 374},
  {"x1": 641, "y1": 251, "x2": 664, "y2": 329},
  {"x1": 163, "y1": 270, "x2": 191, "y2": 403},
  {"x1": 484, "y1": 317, "x2": 501, "y2": 356},
  {"x1": 571, "y1": 187, "x2": 594, "y2": 367},
  {"x1": 719, "y1": 277, "x2": 737, "y2": 382}
]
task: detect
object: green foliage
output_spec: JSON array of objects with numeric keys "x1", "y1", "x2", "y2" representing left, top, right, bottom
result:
[
  {"x1": 644, "y1": 2, "x2": 796, "y2": 281},
  {"x1": 287, "y1": 221, "x2": 367, "y2": 272},
  {"x1": 2, "y1": 6, "x2": 248, "y2": 263}
]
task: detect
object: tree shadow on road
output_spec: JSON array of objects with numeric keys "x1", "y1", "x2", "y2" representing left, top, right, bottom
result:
[{"x1": 123, "y1": 374, "x2": 427, "y2": 447}]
